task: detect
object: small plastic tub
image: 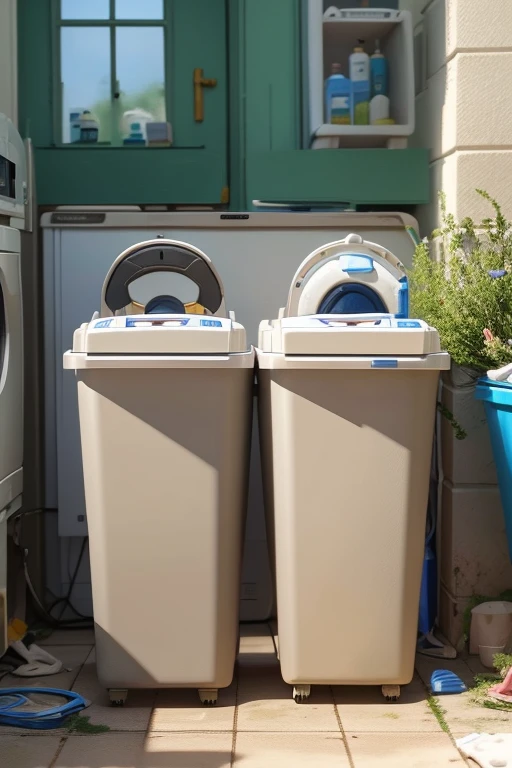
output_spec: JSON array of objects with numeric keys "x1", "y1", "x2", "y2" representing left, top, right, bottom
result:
[{"x1": 479, "y1": 644, "x2": 506, "y2": 669}]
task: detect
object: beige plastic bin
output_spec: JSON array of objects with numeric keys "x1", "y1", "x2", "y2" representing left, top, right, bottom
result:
[
  {"x1": 257, "y1": 314, "x2": 450, "y2": 702},
  {"x1": 64, "y1": 240, "x2": 254, "y2": 706}
]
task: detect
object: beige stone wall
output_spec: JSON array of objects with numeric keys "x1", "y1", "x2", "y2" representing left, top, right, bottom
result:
[
  {"x1": 0, "y1": 0, "x2": 17, "y2": 125},
  {"x1": 409, "y1": 0, "x2": 512, "y2": 234},
  {"x1": 400, "y1": 1, "x2": 512, "y2": 648}
]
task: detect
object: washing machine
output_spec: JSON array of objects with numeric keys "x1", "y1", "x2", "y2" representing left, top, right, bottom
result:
[
  {"x1": 64, "y1": 239, "x2": 254, "y2": 705},
  {"x1": 257, "y1": 233, "x2": 450, "y2": 702},
  {"x1": 0, "y1": 114, "x2": 27, "y2": 655}
]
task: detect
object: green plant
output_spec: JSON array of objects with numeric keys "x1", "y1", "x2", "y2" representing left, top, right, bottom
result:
[
  {"x1": 426, "y1": 695, "x2": 450, "y2": 733},
  {"x1": 470, "y1": 668, "x2": 512, "y2": 713},
  {"x1": 492, "y1": 653, "x2": 512, "y2": 679},
  {"x1": 65, "y1": 714, "x2": 110, "y2": 734},
  {"x1": 90, "y1": 83, "x2": 166, "y2": 143},
  {"x1": 410, "y1": 190, "x2": 512, "y2": 372}
]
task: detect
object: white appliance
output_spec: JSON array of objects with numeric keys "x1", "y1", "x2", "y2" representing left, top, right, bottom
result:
[
  {"x1": 0, "y1": 113, "x2": 27, "y2": 654},
  {"x1": 42, "y1": 209, "x2": 419, "y2": 621}
]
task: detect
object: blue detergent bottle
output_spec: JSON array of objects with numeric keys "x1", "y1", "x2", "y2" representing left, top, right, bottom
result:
[
  {"x1": 370, "y1": 39, "x2": 388, "y2": 97},
  {"x1": 325, "y1": 63, "x2": 351, "y2": 125}
]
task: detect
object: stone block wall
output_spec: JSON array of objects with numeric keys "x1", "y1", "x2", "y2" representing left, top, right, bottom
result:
[
  {"x1": 406, "y1": 0, "x2": 512, "y2": 234},
  {"x1": 399, "y1": 0, "x2": 512, "y2": 647}
]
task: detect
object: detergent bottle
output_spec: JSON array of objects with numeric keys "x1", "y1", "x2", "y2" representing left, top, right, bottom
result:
[
  {"x1": 325, "y1": 63, "x2": 351, "y2": 125},
  {"x1": 370, "y1": 39, "x2": 388, "y2": 97},
  {"x1": 349, "y1": 41, "x2": 370, "y2": 125}
]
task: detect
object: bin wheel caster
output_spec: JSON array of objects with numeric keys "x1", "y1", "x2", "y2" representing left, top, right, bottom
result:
[
  {"x1": 109, "y1": 689, "x2": 128, "y2": 707},
  {"x1": 293, "y1": 685, "x2": 311, "y2": 704},
  {"x1": 382, "y1": 685, "x2": 400, "y2": 702},
  {"x1": 198, "y1": 689, "x2": 218, "y2": 706}
]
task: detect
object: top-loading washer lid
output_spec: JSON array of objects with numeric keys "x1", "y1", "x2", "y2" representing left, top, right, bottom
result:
[
  {"x1": 75, "y1": 314, "x2": 249, "y2": 355},
  {"x1": 284, "y1": 234, "x2": 407, "y2": 318},
  {"x1": 258, "y1": 315, "x2": 444, "y2": 356},
  {"x1": 100, "y1": 239, "x2": 227, "y2": 317}
]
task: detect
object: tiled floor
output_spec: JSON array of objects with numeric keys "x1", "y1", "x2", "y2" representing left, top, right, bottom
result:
[{"x1": 1, "y1": 624, "x2": 511, "y2": 766}]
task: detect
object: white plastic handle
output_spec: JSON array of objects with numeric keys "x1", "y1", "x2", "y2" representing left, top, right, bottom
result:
[{"x1": 316, "y1": 313, "x2": 392, "y2": 324}]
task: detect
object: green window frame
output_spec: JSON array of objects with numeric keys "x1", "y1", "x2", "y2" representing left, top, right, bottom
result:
[{"x1": 51, "y1": 0, "x2": 171, "y2": 146}]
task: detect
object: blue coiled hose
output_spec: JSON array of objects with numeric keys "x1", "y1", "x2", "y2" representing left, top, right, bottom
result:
[{"x1": 0, "y1": 688, "x2": 87, "y2": 729}]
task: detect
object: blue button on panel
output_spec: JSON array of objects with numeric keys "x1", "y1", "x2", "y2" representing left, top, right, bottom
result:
[
  {"x1": 371, "y1": 359, "x2": 398, "y2": 368},
  {"x1": 397, "y1": 321, "x2": 421, "y2": 328},
  {"x1": 200, "y1": 319, "x2": 222, "y2": 327},
  {"x1": 339, "y1": 254, "x2": 375, "y2": 273},
  {"x1": 125, "y1": 318, "x2": 190, "y2": 327}
]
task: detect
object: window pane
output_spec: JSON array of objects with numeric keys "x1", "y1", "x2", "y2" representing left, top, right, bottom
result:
[
  {"x1": 61, "y1": 27, "x2": 111, "y2": 143},
  {"x1": 116, "y1": 27, "x2": 166, "y2": 142},
  {"x1": 115, "y1": 0, "x2": 164, "y2": 20},
  {"x1": 61, "y1": 0, "x2": 109, "y2": 20}
]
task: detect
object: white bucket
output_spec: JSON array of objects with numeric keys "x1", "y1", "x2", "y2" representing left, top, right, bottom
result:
[
  {"x1": 470, "y1": 601, "x2": 512, "y2": 655},
  {"x1": 479, "y1": 644, "x2": 506, "y2": 669}
]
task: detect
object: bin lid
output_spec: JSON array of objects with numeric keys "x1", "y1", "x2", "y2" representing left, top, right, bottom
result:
[
  {"x1": 70, "y1": 314, "x2": 249, "y2": 356},
  {"x1": 258, "y1": 315, "x2": 447, "y2": 357}
]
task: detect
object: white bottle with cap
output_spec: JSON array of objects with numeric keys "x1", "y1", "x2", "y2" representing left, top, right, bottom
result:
[
  {"x1": 349, "y1": 40, "x2": 370, "y2": 83},
  {"x1": 349, "y1": 40, "x2": 370, "y2": 125}
]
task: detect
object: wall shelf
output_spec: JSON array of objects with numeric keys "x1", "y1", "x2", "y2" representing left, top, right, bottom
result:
[{"x1": 307, "y1": 2, "x2": 415, "y2": 149}]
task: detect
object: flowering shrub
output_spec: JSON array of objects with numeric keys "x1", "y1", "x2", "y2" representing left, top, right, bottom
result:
[{"x1": 410, "y1": 190, "x2": 512, "y2": 372}]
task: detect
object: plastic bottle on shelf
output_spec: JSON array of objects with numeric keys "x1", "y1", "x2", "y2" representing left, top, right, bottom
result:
[
  {"x1": 369, "y1": 94, "x2": 390, "y2": 124},
  {"x1": 122, "y1": 122, "x2": 146, "y2": 145},
  {"x1": 325, "y1": 63, "x2": 351, "y2": 125},
  {"x1": 79, "y1": 111, "x2": 99, "y2": 143},
  {"x1": 349, "y1": 40, "x2": 370, "y2": 125},
  {"x1": 370, "y1": 39, "x2": 389, "y2": 97},
  {"x1": 69, "y1": 109, "x2": 83, "y2": 144}
]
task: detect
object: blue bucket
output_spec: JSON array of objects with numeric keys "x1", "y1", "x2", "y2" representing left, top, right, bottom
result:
[{"x1": 475, "y1": 377, "x2": 512, "y2": 559}]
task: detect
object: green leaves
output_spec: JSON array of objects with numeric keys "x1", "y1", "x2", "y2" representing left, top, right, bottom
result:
[{"x1": 409, "y1": 191, "x2": 512, "y2": 372}]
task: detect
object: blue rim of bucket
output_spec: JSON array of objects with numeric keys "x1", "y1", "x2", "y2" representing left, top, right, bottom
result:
[{"x1": 475, "y1": 376, "x2": 512, "y2": 405}]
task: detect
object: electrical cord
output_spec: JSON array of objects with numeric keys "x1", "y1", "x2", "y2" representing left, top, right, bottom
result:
[
  {"x1": 9, "y1": 508, "x2": 94, "y2": 629},
  {"x1": 48, "y1": 538, "x2": 92, "y2": 623}
]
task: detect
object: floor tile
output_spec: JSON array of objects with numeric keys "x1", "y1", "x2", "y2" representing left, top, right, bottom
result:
[
  {"x1": 464, "y1": 653, "x2": 491, "y2": 677},
  {"x1": 150, "y1": 683, "x2": 236, "y2": 732},
  {"x1": 346, "y1": 732, "x2": 466, "y2": 767},
  {"x1": 55, "y1": 732, "x2": 232, "y2": 767},
  {"x1": 72, "y1": 648, "x2": 154, "y2": 731},
  {"x1": 432, "y1": 691, "x2": 512, "y2": 735},
  {"x1": 236, "y1": 667, "x2": 339, "y2": 732},
  {"x1": 334, "y1": 676, "x2": 441, "y2": 733},
  {"x1": 415, "y1": 654, "x2": 475, "y2": 690},
  {"x1": 38, "y1": 629, "x2": 95, "y2": 646},
  {"x1": 1, "y1": 735, "x2": 62, "y2": 768},
  {"x1": 234, "y1": 732, "x2": 350, "y2": 766},
  {"x1": 0, "y1": 645, "x2": 91, "y2": 691},
  {"x1": 238, "y1": 629, "x2": 278, "y2": 668}
]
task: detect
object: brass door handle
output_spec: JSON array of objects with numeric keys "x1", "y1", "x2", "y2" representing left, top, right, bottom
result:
[{"x1": 193, "y1": 68, "x2": 217, "y2": 122}]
